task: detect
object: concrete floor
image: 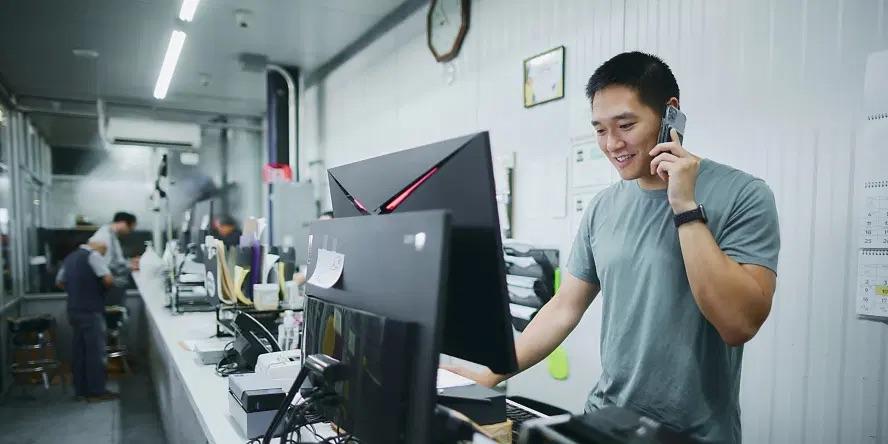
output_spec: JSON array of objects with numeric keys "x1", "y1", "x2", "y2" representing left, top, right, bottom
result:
[{"x1": 0, "y1": 369, "x2": 167, "y2": 444}]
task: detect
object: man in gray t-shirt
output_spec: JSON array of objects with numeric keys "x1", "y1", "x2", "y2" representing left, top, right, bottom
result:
[
  {"x1": 447, "y1": 52, "x2": 779, "y2": 444},
  {"x1": 90, "y1": 212, "x2": 139, "y2": 305}
]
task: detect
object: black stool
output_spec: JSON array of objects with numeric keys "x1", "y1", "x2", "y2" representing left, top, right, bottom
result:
[
  {"x1": 8, "y1": 315, "x2": 63, "y2": 390},
  {"x1": 104, "y1": 306, "x2": 129, "y2": 373}
]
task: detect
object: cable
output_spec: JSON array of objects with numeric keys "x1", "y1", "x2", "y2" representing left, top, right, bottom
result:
[
  {"x1": 319, "y1": 434, "x2": 350, "y2": 444},
  {"x1": 215, "y1": 353, "x2": 238, "y2": 377},
  {"x1": 215, "y1": 341, "x2": 240, "y2": 377},
  {"x1": 262, "y1": 366, "x2": 310, "y2": 444},
  {"x1": 284, "y1": 396, "x2": 355, "y2": 444},
  {"x1": 280, "y1": 401, "x2": 308, "y2": 444}
]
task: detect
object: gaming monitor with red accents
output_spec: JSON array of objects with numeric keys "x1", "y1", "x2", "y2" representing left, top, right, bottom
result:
[{"x1": 327, "y1": 131, "x2": 518, "y2": 374}]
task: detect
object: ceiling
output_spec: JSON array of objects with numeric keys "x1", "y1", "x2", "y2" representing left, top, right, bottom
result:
[{"x1": 0, "y1": 0, "x2": 410, "y2": 146}]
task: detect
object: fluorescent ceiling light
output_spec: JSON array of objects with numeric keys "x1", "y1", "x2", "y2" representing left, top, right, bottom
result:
[
  {"x1": 178, "y1": 0, "x2": 201, "y2": 22},
  {"x1": 72, "y1": 48, "x2": 100, "y2": 59},
  {"x1": 153, "y1": 30, "x2": 187, "y2": 100}
]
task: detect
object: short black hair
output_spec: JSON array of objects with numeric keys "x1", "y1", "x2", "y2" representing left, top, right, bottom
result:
[
  {"x1": 585, "y1": 51, "x2": 680, "y2": 116},
  {"x1": 113, "y1": 212, "x2": 137, "y2": 226},
  {"x1": 217, "y1": 214, "x2": 238, "y2": 227}
]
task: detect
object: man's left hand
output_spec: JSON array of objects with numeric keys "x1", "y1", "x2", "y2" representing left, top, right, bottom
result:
[{"x1": 649, "y1": 128, "x2": 701, "y2": 214}]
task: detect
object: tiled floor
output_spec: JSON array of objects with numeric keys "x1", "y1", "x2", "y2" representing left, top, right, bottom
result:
[{"x1": 0, "y1": 370, "x2": 167, "y2": 444}]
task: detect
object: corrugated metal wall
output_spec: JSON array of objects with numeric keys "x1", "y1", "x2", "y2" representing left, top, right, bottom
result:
[{"x1": 302, "y1": 1, "x2": 888, "y2": 442}]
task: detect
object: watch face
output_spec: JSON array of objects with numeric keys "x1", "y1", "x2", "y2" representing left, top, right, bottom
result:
[
  {"x1": 429, "y1": 0, "x2": 463, "y2": 58},
  {"x1": 698, "y1": 204, "x2": 707, "y2": 222}
]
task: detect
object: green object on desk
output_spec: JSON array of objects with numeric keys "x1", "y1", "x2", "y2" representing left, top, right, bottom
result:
[
  {"x1": 554, "y1": 267, "x2": 561, "y2": 292},
  {"x1": 547, "y1": 345, "x2": 569, "y2": 380}
]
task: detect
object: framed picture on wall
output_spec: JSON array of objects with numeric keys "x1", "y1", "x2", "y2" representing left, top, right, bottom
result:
[{"x1": 524, "y1": 46, "x2": 565, "y2": 108}]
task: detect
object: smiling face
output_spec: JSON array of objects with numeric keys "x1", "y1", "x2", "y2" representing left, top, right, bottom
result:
[{"x1": 591, "y1": 85, "x2": 666, "y2": 181}]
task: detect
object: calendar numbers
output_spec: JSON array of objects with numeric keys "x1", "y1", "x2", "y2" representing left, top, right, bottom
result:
[
  {"x1": 861, "y1": 195, "x2": 888, "y2": 247},
  {"x1": 857, "y1": 182, "x2": 888, "y2": 319}
]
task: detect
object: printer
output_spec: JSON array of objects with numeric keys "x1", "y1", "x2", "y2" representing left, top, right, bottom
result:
[
  {"x1": 228, "y1": 373, "x2": 288, "y2": 439},
  {"x1": 255, "y1": 349, "x2": 302, "y2": 383}
]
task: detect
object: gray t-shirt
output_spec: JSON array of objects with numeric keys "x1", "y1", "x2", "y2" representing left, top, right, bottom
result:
[
  {"x1": 568, "y1": 158, "x2": 780, "y2": 444},
  {"x1": 89, "y1": 225, "x2": 125, "y2": 267},
  {"x1": 89, "y1": 224, "x2": 130, "y2": 286},
  {"x1": 55, "y1": 245, "x2": 111, "y2": 284}
]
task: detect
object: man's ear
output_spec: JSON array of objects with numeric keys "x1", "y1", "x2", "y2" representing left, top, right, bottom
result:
[{"x1": 667, "y1": 97, "x2": 680, "y2": 109}]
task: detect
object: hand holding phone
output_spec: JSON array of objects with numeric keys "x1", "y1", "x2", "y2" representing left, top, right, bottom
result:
[{"x1": 650, "y1": 106, "x2": 700, "y2": 213}]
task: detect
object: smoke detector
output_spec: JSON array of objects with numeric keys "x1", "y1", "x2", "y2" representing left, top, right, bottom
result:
[{"x1": 234, "y1": 9, "x2": 253, "y2": 29}]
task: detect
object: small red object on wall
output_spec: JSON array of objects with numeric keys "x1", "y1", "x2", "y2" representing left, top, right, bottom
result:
[{"x1": 262, "y1": 163, "x2": 293, "y2": 184}]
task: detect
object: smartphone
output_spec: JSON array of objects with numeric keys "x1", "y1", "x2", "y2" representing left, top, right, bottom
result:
[{"x1": 657, "y1": 105, "x2": 687, "y2": 144}]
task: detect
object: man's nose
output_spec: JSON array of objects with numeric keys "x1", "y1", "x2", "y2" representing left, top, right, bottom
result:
[{"x1": 605, "y1": 134, "x2": 625, "y2": 152}]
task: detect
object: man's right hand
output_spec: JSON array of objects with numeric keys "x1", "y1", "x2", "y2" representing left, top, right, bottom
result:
[
  {"x1": 440, "y1": 364, "x2": 503, "y2": 388},
  {"x1": 441, "y1": 273, "x2": 599, "y2": 390}
]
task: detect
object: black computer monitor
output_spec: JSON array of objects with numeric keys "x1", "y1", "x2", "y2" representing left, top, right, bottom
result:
[
  {"x1": 327, "y1": 131, "x2": 518, "y2": 374},
  {"x1": 302, "y1": 210, "x2": 451, "y2": 443}
]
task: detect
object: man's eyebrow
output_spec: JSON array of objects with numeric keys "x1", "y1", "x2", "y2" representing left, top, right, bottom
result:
[{"x1": 591, "y1": 112, "x2": 638, "y2": 126}]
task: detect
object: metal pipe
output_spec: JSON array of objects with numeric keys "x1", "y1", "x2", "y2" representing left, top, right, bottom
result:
[
  {"x1": 0, "y1": 297, "x2": 18, "y2": 316},
  {"x1": 15, "y1": 107, "x2": 95, "y2": 119},
  {"x1": 17, "y1": 93, "x2": 262, "y2": 119},
  {"x1": 219, "y1": 122, "x2": 230, "y2": 216},
  {"x1": 16, "y1": 105, "x2": 263, "y2": 132},
  {"x1": 201, "y1": 121, "x2": 262, "y2": 132},
  {"x1": 8, "y1": 112, "x2": 24, "y2": 298},
  {"x1": 18, "y1": 165, "x2": 44, "y2": 186},
  {"x1": 266, "y1": 64, "x2": 298, "y2": 180},
  {"x1": 303, "y1": 0, "x2": 427, "y2": 88},
  {"x1": 0, "y1": 74, "x2": 14, "y2": 109},
  {"x1": 0, "y1": 120, "x2": 7, "y2": 312},
  {"x1": 96, "y1": 98, "x2": 111, "y2": 146}
]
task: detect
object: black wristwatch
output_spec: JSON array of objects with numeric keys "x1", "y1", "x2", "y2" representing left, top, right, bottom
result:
[{"x1": 674, "y1": 204, "x2": 707, "y2": 228}]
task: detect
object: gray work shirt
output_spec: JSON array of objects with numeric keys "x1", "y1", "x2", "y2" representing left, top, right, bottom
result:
[
  {"x1": 567, "y1": 158, "x2": 780, "y2": 444},
  {"x1": 56, "y1": 245, "x2": 111, "y2": 284},
  {"x1": 89, "y1": 224, "x2": 130, "y2": 286}
]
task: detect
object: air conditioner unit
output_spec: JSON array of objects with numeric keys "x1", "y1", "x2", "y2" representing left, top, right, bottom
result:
[{"x1": 105, "y1": 116, "x2": 201, "y2": 148}]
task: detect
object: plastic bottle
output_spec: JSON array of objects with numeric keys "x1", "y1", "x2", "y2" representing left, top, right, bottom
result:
[
  {"x1": 278, "y1": 310, "x2": 293, "y2": 350},
  {"x1": 293, "y1": 311, "x2": 304, "y2": 350}
]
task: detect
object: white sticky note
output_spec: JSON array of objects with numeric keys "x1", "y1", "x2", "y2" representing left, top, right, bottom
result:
[
  {"x1": 436, "y1": 368, "x2": 476, "y2": 389},
  {"x1": 307, "y1": 248, "x2": 345, "y2": 289}
]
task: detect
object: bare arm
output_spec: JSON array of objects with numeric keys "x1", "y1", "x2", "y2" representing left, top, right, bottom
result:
[
  {"x1": 651, "y1": 129, "x2": 778, "y2": 347},
  {"x1": 677, "y1": 221, "x2": 776, "y2": 346},
  {"x1": 56, "y1": 266, "x2": 65, "y2": 289},
  {"x1": 445, "y1": 272, "x2": 600, "y2": 387},
  {"x1": 101, "y1": 274, "x2": 114, "y2": 288}
]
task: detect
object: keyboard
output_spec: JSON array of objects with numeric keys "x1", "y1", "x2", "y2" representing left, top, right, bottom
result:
[{"x1": 506, "y1": 399, "x2": 547, "y2": 442}]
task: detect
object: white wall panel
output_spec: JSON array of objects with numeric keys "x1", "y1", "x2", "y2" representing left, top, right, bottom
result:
[{"x1": 303, "y1": 0, "x2": 888, "y2": 441}]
